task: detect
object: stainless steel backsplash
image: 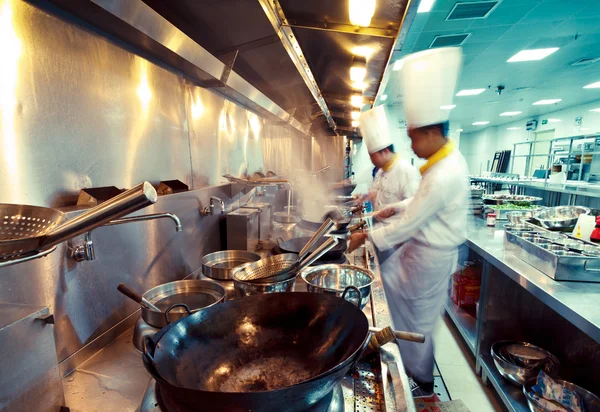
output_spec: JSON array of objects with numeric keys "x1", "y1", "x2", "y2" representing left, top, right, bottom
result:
[{"x1": 0, "y1": 0, "x2": 313, "y2": 369}]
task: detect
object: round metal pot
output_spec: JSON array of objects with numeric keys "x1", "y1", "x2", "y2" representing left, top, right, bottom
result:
[
  {"x1": 142, "y1": 280, "x2": 225, "y2": 328},
  {"x1": 271, "y1": 211, "x2": 300, "y2": 242},
  {"x1": 299, "y1": 264, "x2": 374, "y2": 309},
  {"x1": 491, "y1": 340, "x2": 559, "y2": 387},
  {"x1": 201, "y1": 250, "x2": 261, "y2": 280}
]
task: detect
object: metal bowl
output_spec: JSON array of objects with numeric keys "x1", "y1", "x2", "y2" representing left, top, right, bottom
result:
[
  {"x1": 491, "y1": 341, "x2": 560, "y2": 387},
  {"x1": 232, "y1": 253, "x2": 298, "y2": 297},
  {"x1": 299, "y1": 264, "x2": 374, "y2": 309},
  {"x1": 523, "y1": 377, "x2": 600, "y2": 412},
  {"x1": 534, "y1": 206, "x2": 590, "y2": 230},
  {"x1": 201, "y1": 250, "x2": 261, "y2": 280},
  {"x1": 506, "y1": 211, "x2": 535, "y2": 225},
  {"x1": 538, "y1": 231, "x2": 564, "y2": 241},
  {"x1": 539, "y1": 244, "x2": 568, "y2": 253},
  {"x1": 504, "y1": 224, "x2": 535, "y2": 232}
]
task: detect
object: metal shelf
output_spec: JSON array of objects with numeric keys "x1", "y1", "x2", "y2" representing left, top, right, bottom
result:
[
  {"x1": 479, "y1": 353, "x2": 529, "y2": 412},
  {"x1": 444, "y1": 298, "x2": 477, "y2": 355}
]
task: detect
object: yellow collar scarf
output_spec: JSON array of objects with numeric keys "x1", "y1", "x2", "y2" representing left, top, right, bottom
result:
[
  {"x1": 420, "y1": 139, "x2": 455, "y2": 175},
  {"x1": 382, "y1": 154, "x2": 399, "y2": 172}
]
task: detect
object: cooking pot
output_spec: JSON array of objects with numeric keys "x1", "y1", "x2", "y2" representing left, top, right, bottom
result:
[{"x1": 142, "y1": 292, "x2": 370, "y2": 412}]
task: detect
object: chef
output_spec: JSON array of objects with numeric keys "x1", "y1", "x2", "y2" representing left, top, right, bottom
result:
[
  {"x1": 357, "y1": 105, "x2": 420, "y2": 213},
  {"x1": 349, "y1": 47, "x2": 470, "y2": 396}
]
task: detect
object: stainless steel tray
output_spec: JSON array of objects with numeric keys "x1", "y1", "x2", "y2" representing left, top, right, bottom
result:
[
  {"x1": 505, "y1": 231, "x2": 600, "y2": 282},
  {"x1": 487, "y1": 207, "x2": 540, "y2": 220}
]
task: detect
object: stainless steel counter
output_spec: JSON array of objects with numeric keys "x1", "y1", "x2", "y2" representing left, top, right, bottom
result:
[
  {"x1": 62, "y1": 243, "x2": 415, "y2": 411},
  {"x1": 466, "y1": 219, "x2": 600, "y2": 343}
]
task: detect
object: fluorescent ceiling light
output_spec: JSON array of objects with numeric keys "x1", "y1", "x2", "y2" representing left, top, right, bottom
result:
[
  {"x1": 457, "y1": 128, "x2": 464, "y2": 132},
  {"x1": 351, "y1": 111, "x2": 360, "y2": 120},
  {"x1": 548, "y1": 118, "x2": 561, "y2": 123},
  {"x1": 380, "y1": 94, "x2": 388, "y2": 101},
  {"x1": 584, "y1": 81, "x2": 600, "y2": 89},
  {"x1": 440, "y1": 105, "x2": 456, "y2": 110},
  {"x1": 507, "y1": 127, "x2": 521, "y2": 130},
  {"x1": 417, "y1": 0, "x2": 435, "y2": 13},
  {"x1": 393, "y1": 59, "x2": 404, "y2": 71},
  {"x1": 456, "y1": 88, "x2": 486, "y2": 96},
  {"x1": 350, "y1": 57, "x2": 367, "y2": 82},
  {"x1": 351, "y1": 93, "x2": 363, "y2": 108},
  {"x1": 590, "y1": 108, "x2": 600, "y2": 113},
  {"x1": 349, "y1": 0, "x2": 376, "y2": 27},
  {"x1": 533, "y1": 99, "x2": 562, "y2": 105},
  {"x1": 352, "y1": 81, "x2": 367, "y2": 91},
  {"x1": 351, "y1": 46, "x2": 375, "y2": 58},
  {"x1": 500, "y1": 111, "x2": 522, "y2": 116},
  {"x1": 507, "y1": 48, "x2": 559, "y2": 62},
  {"x1": 472, "y1": 121, "x2": 489, "y2": 126},
  {"x1": 351, "y1": 120, "x2": 359, "y2": 127}
]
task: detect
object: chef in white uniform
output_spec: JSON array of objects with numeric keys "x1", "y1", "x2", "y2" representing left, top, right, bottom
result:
[
  {"x1": 358, "y1": 105, "x2": 420, "y2": 212},
  {"x1": 349, "y1": 47, "x2": 470, "y2": 396}
]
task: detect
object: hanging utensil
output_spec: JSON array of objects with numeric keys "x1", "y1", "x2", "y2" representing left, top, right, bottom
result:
[
  {"x1": 0, "y1": 182, "x2": 157, "y2": 260},
  {"x1": 117, "y1": 283, "x2": 161, "y2": 312}
]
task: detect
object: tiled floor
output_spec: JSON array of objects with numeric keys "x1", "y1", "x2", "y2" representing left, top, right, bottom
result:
[{"x1": 434, "y1": 315, "x2": 504, "y2": 412}]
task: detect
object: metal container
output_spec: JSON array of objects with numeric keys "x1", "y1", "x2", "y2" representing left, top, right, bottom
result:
[
  {"x1": 506, "y1": 211, "x2": 535, "y2": 225},
  {"x1": 523, "y1": 377, "x2": 600, "y2": 412},
  {"x1": 486, "y1": 207, "x2": 540, "y2": 221},
  {"x1": 226, "y1": 208, "x2": 260, "y2": 251},
  {"x1": 491, "y1": 341, "x2": 559, "y2": 387},
  {"x1": 232, "y1": 253, "x2": 298, "y2": 297},
  {"x1": 539, "y1": 244, "x2": 568, "y2": 252},
  {"x1": 299, "y1": 264, "x2": 374, "y2": 309},
  {"x1": 142, "y1": 280, "x2": 225, "y2": 328},
  {"x1": 244, "y1": 202, "x2": 272, "y2": 242},
  {"x1": 534, "y1": 206, "x2": 590, "y2": 230},
  {"x1": 201, "y1": 250, "x2": 261, "y2": 280},
  {"x1": 271, "y1": 211, "x2": 300, "y2": 242}
]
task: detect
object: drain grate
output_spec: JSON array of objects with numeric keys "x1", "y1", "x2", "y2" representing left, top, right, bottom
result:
[{"x1": 354, "y1": 363, "x2": 384, "y2": 412}]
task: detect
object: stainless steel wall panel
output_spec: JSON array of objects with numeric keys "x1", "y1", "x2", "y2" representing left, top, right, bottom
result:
[
  {"x1": 313, "y1": 134, "x2": 345, "y2": 181},
  {"x1": 0, "y1": 0, "x2": 191, "y2": 207}
]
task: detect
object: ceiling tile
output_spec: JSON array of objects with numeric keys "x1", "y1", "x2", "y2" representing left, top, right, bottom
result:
[
  {"x1": 467, "y1": 26, "x2": 512, "y2": 43},
  {"x1": 467, "y1": 2, "x2": 538, "y2": 28},
  {"x1": 519, "y1": 0, "x2": 587, "y2": 24}
]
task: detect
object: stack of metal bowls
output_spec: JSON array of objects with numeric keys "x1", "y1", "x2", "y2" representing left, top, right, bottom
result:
[
  {"x1": 299, "y1": 264, "x2": 374, "y2": 309},
  {"x1": 231, "y1": 253, "x2": 298, "y2": 298},
  {"x1": 491, "y1": 341, "x2": 560, "y2": 386}
]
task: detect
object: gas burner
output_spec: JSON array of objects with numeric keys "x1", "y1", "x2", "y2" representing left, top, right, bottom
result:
[
  {"x1": 141, "y1": 379, "x2": 345, "y2": 412},
  {"x1": 269, "y1": 246, "x2": 348, "y2": 265}
]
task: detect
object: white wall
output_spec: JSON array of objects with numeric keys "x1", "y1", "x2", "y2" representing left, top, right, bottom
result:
[{"x1": 459, "y1": 99, "x2": 600, "y2": 175}]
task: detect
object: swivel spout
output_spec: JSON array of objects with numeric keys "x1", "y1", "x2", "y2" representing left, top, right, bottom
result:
[
  {"x1": 202, "y1": 196, "x2": 225, "y2": 216},
  {"x1": 72, "y1": 213, "x2": 182, "y2": 261}
]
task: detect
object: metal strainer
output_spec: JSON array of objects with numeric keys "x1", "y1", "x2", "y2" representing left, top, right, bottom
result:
[
  {"x1": 232, "y1": 253, "x2": 299, "y2": 281},
  {"x1": 0, "y1": 182, "x2": 157, "y2": 260}
]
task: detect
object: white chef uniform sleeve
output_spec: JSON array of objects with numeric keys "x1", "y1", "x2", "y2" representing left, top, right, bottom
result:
[{"x1": 369, "y1": 176, "x2": 444, "y2": 251}]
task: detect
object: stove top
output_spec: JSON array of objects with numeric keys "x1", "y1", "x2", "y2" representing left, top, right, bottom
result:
[{"x1": 140, "y1": 379, "x2": 345, "y2": 412}]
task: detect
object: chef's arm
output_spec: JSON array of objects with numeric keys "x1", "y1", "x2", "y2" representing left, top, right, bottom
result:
[{"x1": 369, "y1": 180, "x2": 443, "y2": 250}]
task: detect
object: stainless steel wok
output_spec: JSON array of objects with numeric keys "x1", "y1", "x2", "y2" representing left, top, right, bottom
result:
[{"x1": 142, "y1": 292, "x2": 370, "y2": 412}]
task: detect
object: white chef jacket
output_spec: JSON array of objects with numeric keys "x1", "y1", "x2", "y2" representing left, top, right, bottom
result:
[
  {"x1": 368, "y1": 149, "x2": 470, "y2": 383},
  {"x1": 372, "y1": 158, "x2": 420, "y2": 211}
]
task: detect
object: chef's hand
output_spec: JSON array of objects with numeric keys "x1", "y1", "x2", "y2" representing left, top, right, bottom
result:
[
  {"x1": 376, "y1": 207, "x2": 396, "y2": 220},
  {"x1": 348, "y1": 233, "x2": 368, "y2": 252}
]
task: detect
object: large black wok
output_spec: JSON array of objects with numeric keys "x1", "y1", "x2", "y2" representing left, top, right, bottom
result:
[
  {"x1": 277, "y1": 236, "x2": 347, "y2": 261},
  {"x1": 143, "y1": 292, "x2": 369, "y2": 412}
]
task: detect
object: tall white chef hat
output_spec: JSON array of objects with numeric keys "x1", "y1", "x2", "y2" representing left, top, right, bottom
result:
[
  {"x1": 358, "y1": 105, "x2": 393, "y2": 154},
  {"x1": 398, "y1": 47, "x2": 463, "y2": 130}
]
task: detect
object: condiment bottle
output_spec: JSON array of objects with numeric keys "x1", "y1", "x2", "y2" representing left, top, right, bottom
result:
[
  {"x1": 590, "y1": 216, "x2": 600, "y2": 243},
  {"x1": 486, "y1": 213, "x2": 497, "y2": 227}
]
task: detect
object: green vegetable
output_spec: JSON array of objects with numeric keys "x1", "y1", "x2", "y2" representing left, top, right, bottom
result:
[{"x1": 493, "y1": 204, "x2": 537, "y2": 210}]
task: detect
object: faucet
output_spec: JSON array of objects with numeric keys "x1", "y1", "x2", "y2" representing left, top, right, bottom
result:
[
  {"x1": 72, "y1": 213, "x2": 182, "y2": 261},
  {"x1": 202, "y1": 196, "x2": 225, "y2": 216}
]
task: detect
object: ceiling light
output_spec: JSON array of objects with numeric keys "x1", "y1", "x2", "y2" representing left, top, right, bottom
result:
[
  {"x1": 349, "y1": 0, "x2": 376, "y2": 27},
  {"x1": 351, "y1": 120, "x2": 359, "y2": 127},
  {"x1": 456, "y1": 88, "x2": 486, "y2": 96},
  {"x1": 351, "y1": 93, "x2": 363, "y2": 108},
  {"x1": 500, "y1": 111, "x2": 522, "y2": 116},
  {"x1": 417, "y1": 0, "x2": 435, "y2": 13},
  {"x1": 381, "y1": 94, "x2": 388, "y2": 101},
  {"x1": 350, "y1": 56, "x2": 367, "y2": 82},
  {"x1": 352, "y1": 81, "x2": 367, "y2": 90},
  {"x1": 392, "y1": 59, "x2": 404, "y2": 71},
  {"x1": 351, "y1": 111, "x2": 360, "y2": 120},
  {"x1": 507, "y1": 48, "x2": 559, "y2": 62},
  {"x1": 590, "y1": 108, "x2": 600, "y2": 113},
  {"x1": 533, "y1": 99, "x2": 562, "y2": 105},
  {"x1": 548, "y1": 118, "x2": 561, "y2": 123},
  {"x1": 584, "y1": 81, "x2": 600, "y2": 89},
  {"x1": 440, "y1": 105, "x2": 456, "y2": 110},
  {"x1": 472, "y1": 121, "x2": 489, "y2": 126},
  {"x1": 351, "y1": 46, "x2": 375, "y2": 58},
  {"x1": 507, "y1": 127, "x2": 521, "y2": 130},
  {"x1": 457, "y1": 128, "x2": 464, "y2": 132}
]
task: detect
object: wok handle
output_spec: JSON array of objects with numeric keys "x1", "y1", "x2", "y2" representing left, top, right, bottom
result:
[
  {"x1": 369, "y1": 327, "x2": 425, "y2": 343},
  {"x1": 341, "y1": 285, "x2": 362, "y2": 308},
  {"x1": 298, "y1": 218, "x2": 334, "y2": 260},
  {"x1": 41, "y1": 182, "x2": 157, "y2": 249},
  {"x1": 348, "y1": 220, "x2": 367, "y2": 232},
  {"x1": 142, "y1": 336, "x2": 169, "y2": 385},
  {"x1": 164, "y1": 303, "x2": 192, "y2": 324}
]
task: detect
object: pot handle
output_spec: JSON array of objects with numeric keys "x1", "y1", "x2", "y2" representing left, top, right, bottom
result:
[
  {"x1": 142, "y1": 337, "x2": 168, "y2": 384},
  {"x1": 341, "y1": 285, "x2": 362, "y2": 308},
  {"x1": 164, "y1": 303, "x2": 192, "y2": 324}
]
